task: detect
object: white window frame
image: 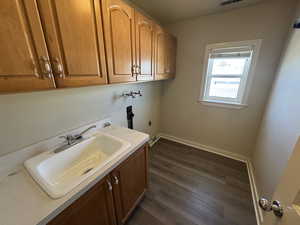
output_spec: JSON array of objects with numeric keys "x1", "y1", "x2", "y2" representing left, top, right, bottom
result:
[{"x1": 199, "y1": 40, "x2": 262, "y2": 109}]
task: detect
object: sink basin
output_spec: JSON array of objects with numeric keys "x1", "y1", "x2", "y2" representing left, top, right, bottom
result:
[{"x1": 24, "y1": 132, "x2": 131, "y2": 199}]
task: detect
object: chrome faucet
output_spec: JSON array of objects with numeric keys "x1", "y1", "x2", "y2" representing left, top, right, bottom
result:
[
  {"x1": 74, "y1": 125, "x2": 97, "y2": 140},
  {"x1": 55, "y1": 125, "x2": 96, "y2": 153}
]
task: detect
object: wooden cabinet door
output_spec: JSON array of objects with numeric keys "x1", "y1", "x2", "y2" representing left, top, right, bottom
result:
[
  {"x1": 0, "y1": 0, "x2": 55, "y2": 93},
  {"x1": 135, "y1": 11, "x2": 154, "y2": 81},
  {"x1": 154, "y1": 25, "x2": 168, "y2": 80},
  {"x1": 38, "y1": 0, "x2": 108, "y2": 88},
  {"x1": 48, "y1": 176, "x2": 116, "y2": 225},
  {"x1": 111, "y1": 145, "x2": 148, "y2": 225},
  {"x1": 154, "y1": 25, "x2": 177, "y2": 80},
  {"x1": 165, "y1": 34, "x2": 177, "y2": 78},
  {"x1": 102, "y1": 0, "x2": 136, "y2": 83}
]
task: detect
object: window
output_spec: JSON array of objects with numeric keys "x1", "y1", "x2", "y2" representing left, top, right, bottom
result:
[{"x1": 200, "y1": 40, "x2": 261, "y2": 108}]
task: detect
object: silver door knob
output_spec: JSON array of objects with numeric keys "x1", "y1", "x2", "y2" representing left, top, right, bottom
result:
[{"x1": 259, "y1": 198, "x2": 284, "y2": 217}]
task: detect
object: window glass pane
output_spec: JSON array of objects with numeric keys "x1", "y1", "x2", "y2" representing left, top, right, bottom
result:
[
  {"x1": 211, "y1": 58, "x2": 247, "y2": 75},
  {"x1": 209, "y1": 77, "x2": 241, "y2": 99}
]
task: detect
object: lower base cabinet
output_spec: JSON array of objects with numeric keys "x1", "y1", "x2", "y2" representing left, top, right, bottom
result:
[
  {"x1": 47, "y1": 144, "x2": 148, "y2": 225},
  {"x1": 112, "y1": 145, "x2": 148, "y2": 224},
  {"x1": 47, "y1": 176, "x2": 116, "y2": 225}
]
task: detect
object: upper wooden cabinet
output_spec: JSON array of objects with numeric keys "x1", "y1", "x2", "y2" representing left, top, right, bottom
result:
[
  {"x1": 154, "y1": 25, "x2": 177, "y2": 80},
  {"x1": 102, "y1": 0, "x2": 136, "y2": 83},
  {"x1": 0, "y1": 0, "x2": 177, "y2": 93},
  {"x1": 165, "y1": 34, "x2": 177, "y2": 77},
  {"x1": 135, "y1": 12, "x2": 155, "y2": 81},
  {"x1": 37, "y1": 0, "x2": 108, "y2": 88},
  {"x1": 0, "y1": 0, "x2": 56, "y2": 93}
]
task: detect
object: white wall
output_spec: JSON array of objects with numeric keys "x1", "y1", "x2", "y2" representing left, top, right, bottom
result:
[
  {"x1": 0, "y1": 82, "x2": 162, "y2": 157},
  {"x1": 160, "y1": 0, "x2": 297, "y2": 157},
  {"x1": 252, "y1": 2, "x2": 300, "y2": 198}
]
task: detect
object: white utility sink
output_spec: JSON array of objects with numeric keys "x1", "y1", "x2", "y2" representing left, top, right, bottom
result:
[{"x1": 24, "y1": 132, "x2": 131, "y2": 199}]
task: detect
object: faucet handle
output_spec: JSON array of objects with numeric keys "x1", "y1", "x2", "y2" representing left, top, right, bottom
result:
[
  {"x1": 103, "y1": 122, "x2": 111, "y2": 128},
  {"x1": 130, "y1": 91, "x2": 136, "y2": 98},
  {"x1": 59, "y1": 135, "x2": 74, "y2": 145},
  {"x1": 59, "y1": 135, "x2": 67, "y2": 140},
  {"x1": 132, "y1": 91, "x2": 142, "y2": 97}
]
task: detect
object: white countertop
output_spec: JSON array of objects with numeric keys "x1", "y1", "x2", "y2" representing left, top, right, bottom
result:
[{"x1": 0, "y1": 125, "x2": 149, "y2": 225}]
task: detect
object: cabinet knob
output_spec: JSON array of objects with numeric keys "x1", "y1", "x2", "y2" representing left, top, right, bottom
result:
[
  {"x1": 40, "y1": 56, "x2": 52, "y2": 79},
  {"x1": 106, "y1": 180, "x2": 113, "y2": 191},
  {"x1": 53, "y1": 58, "x2": 63, "y2": 78},
  {"x1": 138, "y1": 65, "x2": 141, "y2": 75},
  {"x1": 113, "y1": 175, "x2": 119, "y2": 185},
  {"x1": 135, "y1": 65, "x2": 141, "y2": 75},
  {"x1": 132, "y1": 65, "x2": 141, "y2": 75},
  {"x1": 132, "y1": 65, "x2": 137, "y2": 75}
]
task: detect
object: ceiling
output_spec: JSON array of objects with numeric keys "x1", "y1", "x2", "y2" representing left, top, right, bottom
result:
[{"x1": 129, "y1": 0, "x2": 264, "y2": 24}]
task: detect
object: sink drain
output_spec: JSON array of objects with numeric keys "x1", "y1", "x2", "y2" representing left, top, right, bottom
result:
[{"x1": 82, "y1": 168, "x2": 94, "y2": 175}]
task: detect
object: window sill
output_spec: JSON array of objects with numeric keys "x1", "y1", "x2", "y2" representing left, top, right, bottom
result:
[{"x1": 199, "y1": 100, "x2": 248, "y2": 109}]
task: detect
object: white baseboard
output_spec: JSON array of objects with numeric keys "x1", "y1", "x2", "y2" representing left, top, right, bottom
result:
[
  {"x1": 246, "y1": 160, "x2": 263, "y2": 225},
  {"x1": 156, "y1": 133, "x2": 263, "y2": 225},
  {"x1": 158, "y1": 133, "x2": 248, "y2": 162},
  {"x1": 148, "y1": 135, "x2": 161, "y2": 147}
]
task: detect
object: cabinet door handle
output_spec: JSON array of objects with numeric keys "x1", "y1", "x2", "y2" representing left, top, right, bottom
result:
[
  {"x1": 40, "y1": 56, "x2": 52, "y2": 79},
  {"x1": 137, "y1": 65, "x2": 141, "y2": 75},
  {"x1": 132, "y1": 65, "x2": 137, "y2": 75},
  {"x1": 106, "y1": 180, "x2": 113, "y2": 191},
  {"x1": 113, "y1": 175, "x2": 119, "y2": 185},
  {"x1": 53, "y1": 58, "x2": 63, "y2": 78}
]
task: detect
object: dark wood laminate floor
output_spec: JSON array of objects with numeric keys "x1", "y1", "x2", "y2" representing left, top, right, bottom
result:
[{"x1": 126, "y1": 139, "x2": 257, "y2": 225}]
